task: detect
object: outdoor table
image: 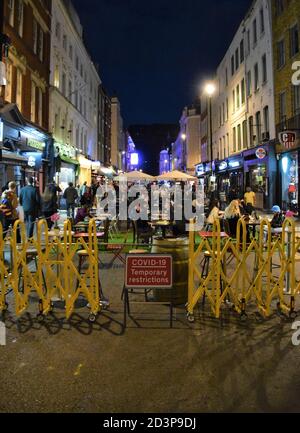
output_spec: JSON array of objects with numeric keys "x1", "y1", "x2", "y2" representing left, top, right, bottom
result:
[{"x1": 150, "y1": 220, "x2": 175, "y2": 238}]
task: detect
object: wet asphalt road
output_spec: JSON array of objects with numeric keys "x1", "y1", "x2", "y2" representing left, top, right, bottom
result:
[{"x1": 1, "y1": 256, "x2": 300, "y2": 413}]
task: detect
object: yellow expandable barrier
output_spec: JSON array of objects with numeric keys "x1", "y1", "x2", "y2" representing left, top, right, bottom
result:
[
  {"x1": 187, "y1": 218, "x2": 300, "y2": 322},
  {"x1": 0, "y1": 218, "x2": 101, "y2": 320}
]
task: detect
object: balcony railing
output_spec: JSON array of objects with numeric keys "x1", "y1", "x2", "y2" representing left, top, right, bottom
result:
[{"x1": 276, "y1": 113, "x2": 300, "y2": 136}]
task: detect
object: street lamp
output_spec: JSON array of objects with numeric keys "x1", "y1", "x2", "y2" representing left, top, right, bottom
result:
[
  {"x1": 204, "y1": 82, "x2": 216, "y2": 166},
  {"x1": 181, "y1": 133, "x2": 187, "y2": 171}
]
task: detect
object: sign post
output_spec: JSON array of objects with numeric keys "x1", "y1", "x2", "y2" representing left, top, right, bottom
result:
[{"x1": 123, "y1": 254, "x2": 173, "y2": 328}]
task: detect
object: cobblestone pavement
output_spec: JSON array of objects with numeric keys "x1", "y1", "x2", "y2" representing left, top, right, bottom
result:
[{"x1": 1, "y1": 248, "x2": 300, "y2": 414}]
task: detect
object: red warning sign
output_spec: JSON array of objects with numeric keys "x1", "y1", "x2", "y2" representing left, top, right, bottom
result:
[{"x1": 125, "y1": 254, "x2": 173, "y2": 289}]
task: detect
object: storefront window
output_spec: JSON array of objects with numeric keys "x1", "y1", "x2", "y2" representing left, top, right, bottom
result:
[
  {"x1": 281, "y1": 152, "x2": 298, "y2": 213},
  {"x1": 248, "y1": 164, "x2": 267, "y2": 209}
]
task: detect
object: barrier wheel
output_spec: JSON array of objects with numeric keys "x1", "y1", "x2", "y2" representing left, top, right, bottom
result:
[
  {"x1": 89, "y1": 314, "x2": 96, "y2": 323},
  {"x1": 240, "y1": 312, "x2": 248, "y2": 322},
  {"x1": 187, "y1": 314, "x2": 195, "y2": 324},
  {"x1": 37, "y1": 313, "x2": 44, "y2": 323}
]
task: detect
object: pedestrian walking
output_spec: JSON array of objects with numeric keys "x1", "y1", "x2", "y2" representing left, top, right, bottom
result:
[
  {"x1": 0, "y1": 190, "x2": 13, "y2": 237},
  {"x1": 19, "y1": 177, "x2": 40, "y2": 238},
  {"x1": 41, "y1": 184, "x2": 60, "y2": 229},
  {"x1": 63, "y1": 182, "x2": 78, "y2": 220}
]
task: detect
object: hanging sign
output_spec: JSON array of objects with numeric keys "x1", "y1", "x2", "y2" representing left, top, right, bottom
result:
[
  {"x1": 256, "y1": 147, "x2": 267, "y2": 159},
  {"x1": 279, "y1": 131, "x2": 296, "y2": 150}
]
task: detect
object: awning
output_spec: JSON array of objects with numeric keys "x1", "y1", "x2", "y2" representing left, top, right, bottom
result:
[
  {"x1": 61, "y1": 155, "x2": 79, "y2": 165},
  {"x1": 1, "y1": 150, "x2": 28, "y2": 165}
]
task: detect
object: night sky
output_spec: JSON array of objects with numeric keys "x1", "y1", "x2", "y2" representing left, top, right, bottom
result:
[{"x1": 72, "y1": 0, "x2": 253, "y2": 126}]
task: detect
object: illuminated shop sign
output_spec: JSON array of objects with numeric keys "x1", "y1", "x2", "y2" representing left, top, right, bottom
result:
[
  {"x1": 196, "y1": 164, "x2": 205, "y2": 176},
  {"x1": 279, "y1": 131, "x2": 297, "y2": 150},
  {"x1": 27, "y1": 138, "x2": 45, "y2": 151},
  {"x1": 55, "y1": 142, "x2": 76, "y2": 159},
  {"x1": 229, "y1": 160, "x2": 241, "y2": 169},
  {"x1": 205, "y1": 163, "x2": 212, "y2": 172},
  {"x1": 218, "y1": 161, "x2": 228, "y2": 171},
  {"x1": 256, "y1": 147, "x2": 267, "y2": 160},
  {"x1": 130, "y1": 153, "x2": 139, "y2": 166}
]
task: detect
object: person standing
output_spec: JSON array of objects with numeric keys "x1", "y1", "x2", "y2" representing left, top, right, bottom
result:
[
  {"x1": 79, "y1": 181, "x2": 87, "y2": 199},
  {"x1": 41, "y1": 183, "x2": 60, "y2": 229},
  {"x1": 63, "y1": 182, "x2": 78, "y2": 220},
  {"x1": 19, "y1": 177, "x2": 40, "y2": 238},
  {"x1": 244, "y1": 187, "x2": 256, "y2": 215}
]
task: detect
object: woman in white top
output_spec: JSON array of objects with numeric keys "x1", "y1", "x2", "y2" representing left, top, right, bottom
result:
[
  {"x1": 224, "y1": 200, "x2": 241, "y2": 219},
  {"x1": 205, "y1": 199, "x2": 223, "y2": 228}
]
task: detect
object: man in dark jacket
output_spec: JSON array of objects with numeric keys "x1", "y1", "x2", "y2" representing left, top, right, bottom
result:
[
  {"x1": 63, "y1": 182, "x2": 78, "y2": 219},
  {"x1": 19, "y1": 177, "x2": 40, "y2": 238}
]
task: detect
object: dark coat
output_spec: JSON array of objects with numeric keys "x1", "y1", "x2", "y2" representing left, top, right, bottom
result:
[{"x1": 19, "y1": 186, "x2": 40, "y2": 215}]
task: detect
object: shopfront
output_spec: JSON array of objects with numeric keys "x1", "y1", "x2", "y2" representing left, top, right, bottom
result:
[
  {"x1": 227, "y1": 155, "x2": 244, "y2": 201},
  {"x1": 54, "y1": 142, "x2": 78, "y2": 191},
  {"x1": 243, "y1": 143, "x2": 277, "y2": 211},
  {"x1": 276, "y1": 131, "x2": 300, "y2": 214},
  {"x1": 77, "y1": 154, "x2": 92, "y2": 186},
  {"x1": 0, "y1": 105, "x2": 53, "y2": 193},
  {"x1": 216, "y1": 160, "x2": 229, "y2": 207}
]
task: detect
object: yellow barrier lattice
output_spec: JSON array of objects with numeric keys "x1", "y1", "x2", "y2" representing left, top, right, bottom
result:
[
  {"x1": 187, "y1": 218, "x2": 300, "y2": 322},
  {"x1": 0, "y1": 219, "x2": 101, "y2": 321}
]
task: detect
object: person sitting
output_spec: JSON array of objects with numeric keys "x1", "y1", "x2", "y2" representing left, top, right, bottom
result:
[
  {"x1": 224, "y1": 200, "x2": 241, "y2": 238},
  {"x1": 205, "y1": 199, "x2": 223, "y2": 230},
  {"x1": 74, "y1": 205, "x2": 91, "y2": 225},
  {"x1": 270, "y1": 205, "x2": 285, "y2": 228}
]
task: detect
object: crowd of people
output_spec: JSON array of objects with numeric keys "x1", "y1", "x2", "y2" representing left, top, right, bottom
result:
[
  {"x1": 0, "y1": 178, "x2": 110, "y2": 240},
  {"x1": 205, "y1": 186, "x2": 291, "y2": 238}
]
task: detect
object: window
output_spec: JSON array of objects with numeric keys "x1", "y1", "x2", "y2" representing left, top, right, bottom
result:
[
  {"x1": 232, "y1": 89, "x2": 235, "y2": 112},
  {"x1": 277, "y1": 39, "x2": 285, "y2": 69},
  {"x1": 242, "y1": 120, "x2": 248, "y2": 149},
  {"x1": 226, "y1": 133, "x2": 229, "y2": 156},
  {"x1": 62, "y1": 72, "x2": 66, "y2": 96},
  {"x1": 249, "y1": 116, "x2": 254, "y2": 147},
  {"x1": 80, "y1": 64, "x2": 83, "y2": 78},
  {"x1": 55, "y1": 22, "x2": 61, "y2": 40},
  {"x1": 75, "y1": 56, "x2": 79, "y2": 70},
  {"x1": 263, "y1": 106, "x2": 269, "y2": 134},
  {"x1": 290, "y1": 25, "x2": 299, "y2": 58},
  {"x1": 231, "y1": 55, "x2": 235, "y2": 76},
  {"x1": 76, "y1": 126, "x2": 79, "y2": 148},
  {"x1": 293, "y1": 86, "x2": 300, "y2": 115},
  {"x1": 54, "y1": 65, "x2": 60, "y2": 88},
  {"x1": 226, "y1": 98, "x2": 229, "y2": 120},
  {"x1": 54, "y1": 113, "x2": 59, "y2": 136},
  {"x1": 233, "y1": 127, "x2": 236, "y2": 152},
  {"x1": 38, "y1": 88, "x2": 43, "y2": 127},
  {"x1": 5, "y1": 62, "x2": 12, "y2": 102},
  {"x1": 30, "y1": 81, "x2": 36, "y2": 122},
  {"x1": 222, "y1": 102, "x2": 225, "y2": 124},
  {"x1": 260, "y1": 8, "x2": 265, "y2": 34},
  {"x1": 69, "y1": 45, "x2": 73, "y2": 60},
  {"x1": 219, "y1": 106, "x2": 222, "y2": 127},
  {"x1": 279, "y1": 91, "x2": 287, "y2": 122},
  {"x1": 240, "y1": 40, "x2": 244, "y2": 63},
  {"x1": 8, "y1": 0, "x2": 15, "y2": 27},
  {"x1": 247, "y1": 70, "x2": 252, "y2": 96},
  {"x1": 262, "y1": 54, "x2": 267, "y2": 83},
  {"x1": 68, "y1": 79, "x2": 72, "y2": 100},
  {"x1": 256, "y1": 111, "x2": 261, "y2": 143},
  {"x1": 16, "y1": 69, "x2": 22, "y2": 110},
  {"x1": 38, "y1": 29, "x2": 44, "y2": 62},
  {"x1": 219, "y1": 138, "x2": 222, "y2": 159},
  {"x1": 235, "y1": 48, "x2": 239, "y2": 70},
  {"x1": 17, "y1": 0, "x2": 24, "y2": 37},
  {"x1": 63, "y1": 34, "x2": 67, "y2": 51},
  {"x1": 225, "y1": 68, "x2": 228, "y2": 86},
  {"x1": 236, "y1": 84, "x2": 240, "y2": 109},
  {"x1": 241, "y1": 78, "x2": 245, "y2": 104},
  {"x1": 253, "y1": 19, "x2": 257, "y2": 46},
  {"x1": 237, "y1": 124, "x2": 242, "y2": 151},
  {"x1": 275, "y1": 0, "x2": 284, "y2": 16},
  {"x1": 247, "y1": 30, "x2": 250, "y2": 54},
  {"x1": 33, "y1": 19, "x2": 38, "y2": 54},
  {"x1": 223, "y1": 136, "x2": 226, "y2": 158},
  {"x1": 254, "y1": 63, "x2": 259, "y2": 91}
]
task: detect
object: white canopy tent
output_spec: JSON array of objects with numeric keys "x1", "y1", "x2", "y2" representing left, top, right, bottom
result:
[
  {"x1": 114, "y1": 171, "x2": 155, "y2": 182},
  {"x1": 156, "y1": 170, "x2": 197, "y2": 182}
]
